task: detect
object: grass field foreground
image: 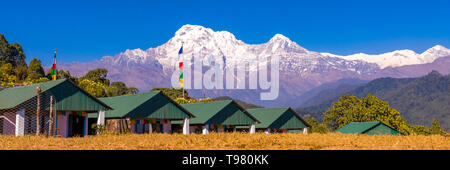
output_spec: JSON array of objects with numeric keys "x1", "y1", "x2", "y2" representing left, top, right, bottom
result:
[{"x1": 0, "y1": 132, "x2": 448, "y2": 150}]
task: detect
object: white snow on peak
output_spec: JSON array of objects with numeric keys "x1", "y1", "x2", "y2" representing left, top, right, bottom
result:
[
  {"x1": 270, "y1": 34, "x2": 290, "y2": 41},
  {"x1": 105, "y1": 24, "x2": 449, "y2": 72},
  {"x1": 321, "y1": 45, "x2": 450, "y2": 69}
]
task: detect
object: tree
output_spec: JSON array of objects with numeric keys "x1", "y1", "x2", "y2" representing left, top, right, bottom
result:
[
  {"x1": 9, "y1": 42, "x2": 26, "y2": 67},
  {"x1": 305, "y1": 117, "x2": 329, "y2": 134},
  {"x1": 14, "y1": 65, "x2": 28, "y2": 82},
  {"x1": 323, "y1": 94, "x2": 412, "y2": 135},
  {"x1": 26, "y1": 57, "x2": 46, "y2": 83},
  {"x1": 0, "y1": 34, "x2": 12, "y2": 66},
  {"x1": 107, "y1": 81, "x2": 129, "y2": 97},
  {"x1": 0, "y1": 63, "x2": 16, "y2": 88},
  {"x1": 81, "y1": 68, "x2": 110, "y2": 86},
  {"x1": 0, "y1": 34, "x2": 26, "y2": 68},
  {"x1": 78, "y1": 79, "x2": 107, "y2": 97}
]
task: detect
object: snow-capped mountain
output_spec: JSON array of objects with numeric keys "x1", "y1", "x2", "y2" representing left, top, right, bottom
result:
[
  {"x1": 321, "y1": 45, "x2": 450, "y2": 69},
  {"x1": 58, "y1": 24, "x2": 450, "y2": 107}
]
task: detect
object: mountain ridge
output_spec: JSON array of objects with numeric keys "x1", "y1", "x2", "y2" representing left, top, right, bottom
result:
[{"x1": 56, "y1": 24, "x2": 450, "y2": 107}]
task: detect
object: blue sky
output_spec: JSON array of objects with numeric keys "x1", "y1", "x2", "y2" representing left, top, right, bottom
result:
[{"x1": 1, "y1": 0, "x2": 449, "y2": 65}]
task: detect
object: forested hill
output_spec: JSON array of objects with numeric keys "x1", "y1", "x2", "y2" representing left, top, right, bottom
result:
[{"x1": 296, "y1": 71, "x2": 450, "y2": 130}]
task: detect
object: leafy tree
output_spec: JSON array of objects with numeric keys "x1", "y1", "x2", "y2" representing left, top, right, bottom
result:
[
  {"x1": 9, "y1": 42, "x2": 26, "y2": 67},
  {"x1": 305, "y1": 117, "x2": 329, "y2": 134},
  {"x1": 81, "y1": 68, "x2": 110, "y2": 86},
  {"x1": 410, "y1": 125, "x2": 431, "y2": 135},
  {"x1": 0, "y1": 34, "x2": 26, "y2": 68},
  {"x1": 0, "y1": 63, "x2": 16, "y2": 88},
  {"x1": 78, "y1": 79, "x2": 108, "y2": 97},
  {"x1": 323, "y1": 94, "x2": 412, "y2": 135},
  {"x1": 106, "y1": 81, "x2": 138, "y2": 97},
  {"x1": 26, "y1": 57, "x2": 46, "y2": 82},
  {"x1": 57, "y1": 70, "x2": 78, "y2": 83},
  {"x1": 14, "y1": 65, "x2": 28, "y2": 82},
  {"x1": 430, "y1": 119, "x2": 446, "y2": 135}
]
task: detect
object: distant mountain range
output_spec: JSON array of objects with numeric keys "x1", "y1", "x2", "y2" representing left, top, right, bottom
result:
[
  {"x1": 296, "y1": 71, "x2": 450, "y2": 130},
  {"x1": 57, "y1": 24, "x2": 450, "y2": 107}
]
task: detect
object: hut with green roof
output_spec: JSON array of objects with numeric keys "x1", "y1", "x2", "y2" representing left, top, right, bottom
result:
[
  {"x1": 88, "y1": 91, "x2": 194, "y2": 134},
  {"x1": 238, "y1": 107, "x2": 311, "y2": 134},
  {"x1": 172, "y1": 100, "x2": 260, "y2": 134},
  {"x1": 334, "y1": 121, "x2": 400, "y2": 135},
  {"x1": 0, "y1": 79, "x2": 111, "y2": 137}
]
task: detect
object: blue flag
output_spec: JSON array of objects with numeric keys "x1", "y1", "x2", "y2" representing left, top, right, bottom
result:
[{"x1": 178, "y1": 46, "x2": 183, "y2": 54}]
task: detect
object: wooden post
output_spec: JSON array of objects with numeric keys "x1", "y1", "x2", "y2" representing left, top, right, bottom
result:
[
  {"x1": 48, "y1": 96, "x2": 54, "y2": 137},
  {"x1": 36, "y1": 86, "x2": 41, "y2": 135}
]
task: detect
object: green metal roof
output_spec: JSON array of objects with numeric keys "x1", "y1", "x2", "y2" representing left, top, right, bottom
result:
[
  {"x1": 89, "y1": 91, "x2": 194, "y2": 119},
  {"x1": 335, "y1": 121, "x2": 400, "y2": 135},
  {"x1": 173, "y1": 100, "x2": 259, "y2": 125},
  {"x1": 0, "y1": 79, "x2": 111, "y2": 112},
  {"x1": 246, "y1": 107, "x2": 310, "y2": 129}
]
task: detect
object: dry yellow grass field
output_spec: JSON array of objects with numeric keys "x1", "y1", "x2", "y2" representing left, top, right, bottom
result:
[{"x1": 0, "y1": 132, "x2": 448, "y2": 150}]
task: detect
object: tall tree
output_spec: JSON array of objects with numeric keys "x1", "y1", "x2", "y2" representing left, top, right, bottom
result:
[
  {"x1": 323, "y1": 94, "x2": 412, "y2": 135},
  {"x1": 430, "y1": 119, "x2": 446, "y2": 135},
  {"x1": 26, "y1": 57, "x2": 46, "y2": 83},
  {"x1": 0, "y1": 34, "x2": 26, "y2": 68},
  {"x1": 0, "y1": 34, "x2": 12, "y2": 66},
  {"x1": 14, "y1": 65, "x2": 28, "y2": 82}
]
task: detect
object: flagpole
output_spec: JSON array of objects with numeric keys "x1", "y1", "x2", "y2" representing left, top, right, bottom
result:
[
  {"x1": 180, "y1": 42, "x2": 184, "y2": 99},
  {"x1": 52, "y1": 48, "x2": 57, "y2": 81}
]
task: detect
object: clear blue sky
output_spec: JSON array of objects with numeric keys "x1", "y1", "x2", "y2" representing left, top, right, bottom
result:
[{"x1": 1, "y1": 0, "x2": 449, "y2": 65}]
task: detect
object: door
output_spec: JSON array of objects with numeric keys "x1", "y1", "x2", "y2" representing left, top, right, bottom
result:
[{"x1": 68, "y1": 115, "x2": 85, "y2": 137}]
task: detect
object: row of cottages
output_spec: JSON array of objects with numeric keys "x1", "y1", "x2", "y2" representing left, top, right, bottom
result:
[
  {"x1": 87, "y1": 91, "x2": 193, "y2": 134},
  {"x1": 0, "y1": 79, "x2": 110, "y2": 137},
  {"x1": 236, "y1": 107, "x2": 311, "y2": 134},
  {"x1": 0, "y1": 79, "x2": 312, "y2": 137}
]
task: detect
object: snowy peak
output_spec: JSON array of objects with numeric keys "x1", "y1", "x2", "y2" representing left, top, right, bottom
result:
[
  {"x1": 269, "y1": 34, "x2": 291, "y2": 42},
  {"x1": 266, "y1": 33, "x2": 307, "y2": 53},
  {"x1": 322, "y1": 45, "x2": 450, "y2": 69},
  {"x1": 172, "y1": 24, "x2": 242, "y2": 45},
  {"x1": 100, "y1": 24, "x2": 449, "y2": 72},
  {"x1": 428, "y1": 45, "x2": 447, "y2": 51}
]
